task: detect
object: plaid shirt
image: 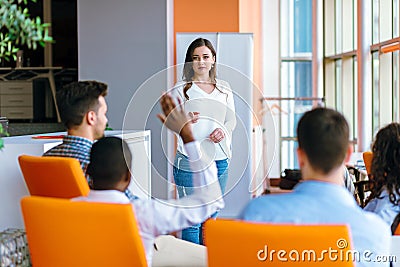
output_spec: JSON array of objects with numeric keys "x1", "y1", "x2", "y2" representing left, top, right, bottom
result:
[
  {"x1": 44, "y1": 135, "x2": 93, "y2": 172},
  {"x1": 44, "y1": 135, "x2": 137, "y2": 201}
]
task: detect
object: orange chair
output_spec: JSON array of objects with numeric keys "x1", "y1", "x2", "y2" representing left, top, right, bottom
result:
[
  {"x1": 393, "y1": 213, "x2": 400, "y2": 235},
  {"x1": 204, "y1": 219, "x2": 354, "y2": 267},
  {"x1": 362, "y1": 151, "x2": 373, "y2": 176},
  {"x1": 18, "y1": 155, "x2": 89, "y2": 198},
  {"x1": 395, "y1": 225, "x2": 400, "y2": 235},
  {"x1": 21, "y1": 196, "x2": 147, "y2": 267}
]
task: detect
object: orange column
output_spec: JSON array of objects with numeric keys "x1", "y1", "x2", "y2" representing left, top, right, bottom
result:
[
  {"x1": 174, "y1": 0, "x2": 240, "y2": 69},
  {"x1": 174, "y1": 0, "x2": 240, "y2": 33},
  {"x1": 239, "y1": 0, "x2": 263, "y2": 126}
]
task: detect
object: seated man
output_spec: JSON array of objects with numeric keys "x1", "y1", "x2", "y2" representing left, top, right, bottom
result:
[
  {"x1": 73, "y1": 93, "x2": 223, "y2": 267},
  {"x1": 240, "y1": 108, "x2": 390, "y2": 267},
  {"x1": 43, "y1": 81, "x2": 136, "y2": 200}
]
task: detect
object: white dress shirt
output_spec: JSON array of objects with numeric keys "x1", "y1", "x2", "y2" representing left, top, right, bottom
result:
[{"x1": 73, "y1": 141, "x2": 224, "y2": 266}]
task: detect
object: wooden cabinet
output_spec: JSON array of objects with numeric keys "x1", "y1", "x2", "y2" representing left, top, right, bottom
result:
[{"x1": 0, "y1": 81, "x2": 33, "y2": 119}]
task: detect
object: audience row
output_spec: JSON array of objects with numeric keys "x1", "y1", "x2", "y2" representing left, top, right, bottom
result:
[{"x1": 40, "y1": 80, "x2": 398, "y2": 267}]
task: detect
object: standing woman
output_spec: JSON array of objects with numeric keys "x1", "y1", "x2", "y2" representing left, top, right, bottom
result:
[
  {"x1": 364, "y1": 122, "x2": 400, "y2": 226},
  {"x1": 171, "y1": 38, "x2": 236, "y2": 244}
]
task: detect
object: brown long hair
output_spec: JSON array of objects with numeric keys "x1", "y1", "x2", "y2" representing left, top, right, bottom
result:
[
  {"x1": 366, "y1": 123, "x2": 400, "y2": 206},
  {"x1": 182, "y1": 38, "x2": 218, "y2": 100}
]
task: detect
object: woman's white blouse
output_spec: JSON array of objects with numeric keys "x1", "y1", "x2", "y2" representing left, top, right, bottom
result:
[{"x1": 170, "y1": 79, "x2": 236, "y2": 161}]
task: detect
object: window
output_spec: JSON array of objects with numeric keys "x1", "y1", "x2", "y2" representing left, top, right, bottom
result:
[
  {"x1": 371, "y1": 0, "x2": 399, "y2": 137},
  {"x1": 279, "y1": 0, "x2": 312, "y2": 170},
  {"x1": 324, "y1": 0, "x2": 358, "y2": 147}
]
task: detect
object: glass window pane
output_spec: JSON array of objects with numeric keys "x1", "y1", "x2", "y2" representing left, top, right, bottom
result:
[
  {"x1": 394, "y1": 0, "x2": 399, "y2": 37},
  {"x1": 380, "y1": 0, "x2": 393, "y2": 41},
  {"x1": 281, "y1": 62, "x2": 312, "y2": 98},
  {"x1": 281, "y1": 140, "x2": 298, "y2": 170},
  {"x1": 324, "y1": 0, "x2": 335, "y2": 56},
  {"x1": 353, "y1": 0, "x2": 357, "y2": 48},
  {"x1": 373, "y1": 0, "x2": 380, "y2": 44},
  {"x1": 325, "y1": 60, "x2": 336, "y2": 107},
  {"x1": 281, "y1": 0, "x2": 312, "y2": 57},
  {"x1": 393, "y1": 50, "x2": 399, "y2": 120},
  {"x1": 342, "y1": 58, "x2": 355, "y2": 139},
  {"x1": 335, "y1": 60, "x2": 343, "y2": 111},
  {"x1": 336, "y1": 0, "x2": 343, "y2": 53},
  {"x1": 343, "y1": 0, "x2": 354, "y2": 51},
  {"x1": 379, "y1": 52, "x2": 394, "y2": 126},
  {"x1": 294, "y1": 0, "x2": 312, "y2": 53},
  {"x1": 281, "y1": 61, "x2": 312, "y2": 136},
  {"x1": 353, "y1": 57, "x2": 358, "y2": 143},
  {"x1": 280, "y1": 0, "x2": 292, "y2": 57},
  {"x1": 372, "y1": 52, "x2": 380, "y2": 134}
]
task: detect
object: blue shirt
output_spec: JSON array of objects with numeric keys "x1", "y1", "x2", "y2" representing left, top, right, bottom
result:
[
  {"x1": 364, "y1": 188, "x2": 400, "y2": 226},
  {"x1": 240, "y1": 181, "x2": 391, "y2": 267},
  {"x1": 43, "y1": 135, "x2": 137, "y2": 201}
]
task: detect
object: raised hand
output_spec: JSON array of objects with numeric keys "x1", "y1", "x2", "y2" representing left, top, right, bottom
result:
[{"x1": 157, "y1": 93, "x2": 194, "y2": 143}]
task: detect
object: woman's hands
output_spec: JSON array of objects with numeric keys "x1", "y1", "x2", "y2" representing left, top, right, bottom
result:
[
  {"x1": 158, "y1": 98, "x2": 224, "y2": 144},
  {"x1": 188, "y1": 111, "x2": 200, "y2": 123},
  {"x1": 209, "y1": 128, "x2": 225, "y2": 143}
]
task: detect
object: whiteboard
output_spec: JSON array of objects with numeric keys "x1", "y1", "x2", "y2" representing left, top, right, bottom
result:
[{"x1": 175, "y1": 33, "x2": 254, "y2": 218}]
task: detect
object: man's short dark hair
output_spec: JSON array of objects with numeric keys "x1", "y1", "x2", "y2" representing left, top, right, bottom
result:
[
  {"x1": 57, "y1": 81, "x2": 108, "y2": 129},
  {"x1": 87, "y1": 137, "x2": 132, "y2": 189},
  {"x1": 297, "y1": 107, "x2": 349, "y2": 174}
]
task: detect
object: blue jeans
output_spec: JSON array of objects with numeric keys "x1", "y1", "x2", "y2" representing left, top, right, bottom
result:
[{"x1": 173, "y1": 151, "x2": 229, "y2": 244}]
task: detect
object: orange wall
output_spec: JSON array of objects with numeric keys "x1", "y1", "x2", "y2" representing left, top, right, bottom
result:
[
  {"x1": 174, "y1": 0, "x2": 240, "y2": 33},
  {"x1": 174, "y1": 0, "x2": 263, "y2": 125},
  {"x1": 239, "y1": 0, "x2": 263, "y2": 125}
]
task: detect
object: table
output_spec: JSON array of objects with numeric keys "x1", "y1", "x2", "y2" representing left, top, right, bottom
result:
[{"x1": 0, "y1": 67, "x2": 62, "y2": 122}]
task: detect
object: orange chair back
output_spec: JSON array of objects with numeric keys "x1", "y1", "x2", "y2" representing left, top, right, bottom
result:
[
  {"x1": 393, "y1": 223, "x2": 400, "y2": 235},
  {"x1": 21, "y1": 196, "x2": 147, "y2": 267},
  {"x1": 204, "y1": 219, "x2": 354, "y2": 267},
  {"x1": 362, "y1": 151, "x2": 373, "y2": 175},
  {"x1": 18, "y1": 155, "x2": 89, "y2": 198},
  {"x1": 394, "y1": 224, "x2": 400, "y2": 235}
]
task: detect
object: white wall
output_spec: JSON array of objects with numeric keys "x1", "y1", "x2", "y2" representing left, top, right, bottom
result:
[
  {"x1": 262, "y1": 0, "x2": 281, "y2": 178},
  {"x1": 78, "y1": 0, "x2": 172, "y2": 198}
]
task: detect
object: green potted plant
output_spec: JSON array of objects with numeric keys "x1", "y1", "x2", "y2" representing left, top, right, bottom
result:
[
  {"x1": 0, "y1": 0, "x2": 53, "y2": 148},
  {"x1": 0, "y1": 123, "x2": 8, "y2": 150},
  {"x1": 0, "y1": 0, "x2": 53, "y2": 62}
]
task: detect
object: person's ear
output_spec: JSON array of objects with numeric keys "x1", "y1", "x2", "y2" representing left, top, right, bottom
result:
[
  {"x1": 125, "y1": 171, "x2": 131, "y2": 182},
  {"x1": 123, "y1": 170, "x2": 131, "y2": 185},
  {"x1": 344, "y1": 144, "x2": 353, "y2": 164},
  {"x1": 297, "y1": 147, "x2": 305, "y2": 168},
  {"x1": 87, "y1": 110, "x2": 97, "y2": 126}
]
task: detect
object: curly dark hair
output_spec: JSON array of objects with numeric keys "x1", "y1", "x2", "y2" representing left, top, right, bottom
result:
[{"x1": 367, "y1": 123, "x2": 400, "y2": 206}]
